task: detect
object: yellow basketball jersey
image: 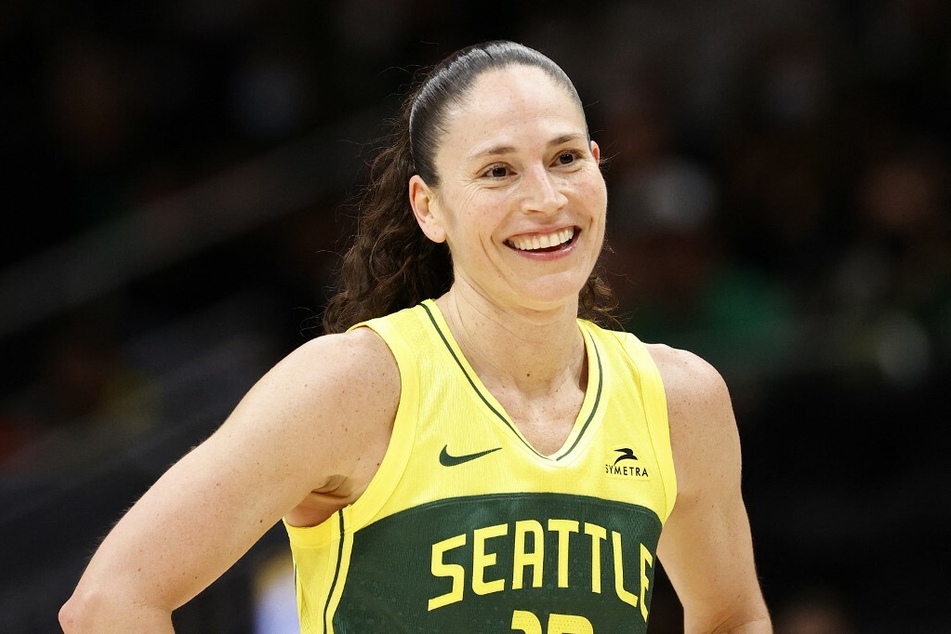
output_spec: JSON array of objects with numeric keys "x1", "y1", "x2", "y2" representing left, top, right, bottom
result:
[{"x1": 284, "y1": 300, "x2": 676, "y2": 633}]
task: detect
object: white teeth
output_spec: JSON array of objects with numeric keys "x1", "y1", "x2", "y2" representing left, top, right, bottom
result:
[{"x1": 510, "y1": 228, "x2": 574, "y2": 251}]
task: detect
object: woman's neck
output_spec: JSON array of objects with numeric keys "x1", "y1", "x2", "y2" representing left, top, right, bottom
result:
[{"x1": 434, "y1": 288, "x2": 585, "y2": 397}]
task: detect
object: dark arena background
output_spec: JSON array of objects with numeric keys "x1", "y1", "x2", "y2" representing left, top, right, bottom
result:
[{"x1": 2, "y1": 1, "x2": 949, "y2": 632}]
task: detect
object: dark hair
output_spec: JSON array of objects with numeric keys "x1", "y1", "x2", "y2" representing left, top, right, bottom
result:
[{"x1": 321, "y1": 40, "x2": 617, "y2": 334}]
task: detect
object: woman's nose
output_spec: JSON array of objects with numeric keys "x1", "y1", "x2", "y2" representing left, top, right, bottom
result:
[{"x1": 521, "y1": 164, "x2": 568, "y2": 213}]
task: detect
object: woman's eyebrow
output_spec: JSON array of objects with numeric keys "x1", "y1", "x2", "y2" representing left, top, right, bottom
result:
[
  {"x1": 464, "y1": 133, "x2": 587, "y2": 162},
  {"x1": 465, "y1": 144, "x2": 517, "y2": 161}
]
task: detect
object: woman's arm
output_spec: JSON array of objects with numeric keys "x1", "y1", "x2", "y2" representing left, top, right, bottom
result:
[
  {"x1": 59, "y1": 328, "x2": 399, "y2": 631},
  {"x1": 650, "y1": 344, "x2": 771, "y2": 633}
]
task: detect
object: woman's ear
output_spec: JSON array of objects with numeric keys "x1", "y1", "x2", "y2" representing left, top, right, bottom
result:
[
  {"x1": 409, "y1": 175, "x2": 447, "y2": 243},
  {"x1": 590, "y1": 140, "x2": 601, "y2": 163}
]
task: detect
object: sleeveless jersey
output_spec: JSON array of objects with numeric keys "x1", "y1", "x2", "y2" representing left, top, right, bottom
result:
[{"x1": 283, "y1": 300, "x2": 677, "y2": 633}]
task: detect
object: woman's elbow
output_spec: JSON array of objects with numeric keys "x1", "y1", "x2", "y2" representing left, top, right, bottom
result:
[
  {"x1": 59, "y1": 585, "x2": 101, "y2": 633},
  {"x1": 58, "y1": 583, "x2": 168, "y2": 633}
]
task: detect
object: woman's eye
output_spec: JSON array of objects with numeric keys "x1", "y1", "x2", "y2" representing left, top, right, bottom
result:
[
  {"x1": 486, "y1": 166, "x2": 508, "y2": 178},
  {"x1": 557, "y1": 152, "x2": 577, "y2": 165}
]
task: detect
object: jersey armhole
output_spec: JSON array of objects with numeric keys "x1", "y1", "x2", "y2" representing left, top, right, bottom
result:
[
  {"x1": 283, "y1": 318, "x2": 419, "y2": 548},
  {"x1": 341, "y1": 319, "x2": 420, "y2": 529},
  {"x1": 618, "y1": 333, "x2": 678, "y2": 522}
]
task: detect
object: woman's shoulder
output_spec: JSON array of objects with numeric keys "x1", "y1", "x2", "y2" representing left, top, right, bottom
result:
[
  {"x1": 293, "y1": 325, "x2": 397, "y2": 362},
  {"x1": 643, "y1": 343, "x2": 728, "y2": 403},
  {"x1": 279, "y1": 327, "x2": 400, "y2": 397},
  {"x1": 644, "y1": 343, "x2": 733, "y2": 433},
  {"x1": 245, "y1": 327, "x2": 401, "y2": 437},
  {"x1": 643, "y1": 342, "x2": 739, "y2": 497},
  {"x1": 594, "y1": 327, "x2": 727, "y2": 401}
]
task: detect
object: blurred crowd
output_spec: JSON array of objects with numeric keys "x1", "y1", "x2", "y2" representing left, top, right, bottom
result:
[{"x1": 1, "y1": 1, "x2": 949, "y2": 631}]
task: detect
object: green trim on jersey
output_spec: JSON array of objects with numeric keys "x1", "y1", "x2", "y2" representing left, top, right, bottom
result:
[{"x1": 323, "y1": 510, "x2": 346, "y2": 632}]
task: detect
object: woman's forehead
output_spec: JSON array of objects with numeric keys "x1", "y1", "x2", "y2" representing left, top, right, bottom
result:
[
  {"x1": 467, "y1": 64, "x2": 575, "y2": 106},
  {"x1": 443, "y1": 65, "x2": 585, "y2": 134}
]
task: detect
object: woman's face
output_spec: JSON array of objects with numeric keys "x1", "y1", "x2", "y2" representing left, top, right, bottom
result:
[{"x1": 410, "y1": 64, "x2": 607, "y2": 315}]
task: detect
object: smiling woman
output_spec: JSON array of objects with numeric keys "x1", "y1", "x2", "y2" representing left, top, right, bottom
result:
[
  {"x1": 59, "y1": 40, "x2": 771, "y2": 633},
  {"x1": 407, "y1": 62, "x2": 607, "y2": 316},
  {"x1": 321, "y1": 42, "x2": 617, "y2": 336}
]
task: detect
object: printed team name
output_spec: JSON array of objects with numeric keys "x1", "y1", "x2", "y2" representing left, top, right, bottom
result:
[{"x1": 427, "y1": 518, "x2": 652, "y2": 623}]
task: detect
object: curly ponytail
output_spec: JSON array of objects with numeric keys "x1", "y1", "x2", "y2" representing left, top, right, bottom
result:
[{"x1": 321, "y1": 101, "x2": 452, "y2": 334}]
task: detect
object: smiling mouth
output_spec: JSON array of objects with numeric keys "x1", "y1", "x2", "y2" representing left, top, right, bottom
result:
[{"x1": 506, "y1": 227, "x2": 577, "y2": 252}]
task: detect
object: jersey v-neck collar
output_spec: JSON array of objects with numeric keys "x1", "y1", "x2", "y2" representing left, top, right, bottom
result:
[{"x1": 419, "y1": 299, "x2": 604, "y2": 462}]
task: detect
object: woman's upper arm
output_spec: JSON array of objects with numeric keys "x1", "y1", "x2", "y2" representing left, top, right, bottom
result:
[
  {"x1": 60, "y1": 328, "x2": 399, "y2": 630},
  {"x1": 651, "y1": 345, "x2": 771, "y2": 632}
]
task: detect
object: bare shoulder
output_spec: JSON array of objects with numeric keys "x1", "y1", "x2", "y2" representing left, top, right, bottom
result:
[
  {"x1": 226, "y1": 326, "x2": 401, "y2": 488},
  {"x1": 268, "y1": 326, "x2": 400, "y2": 429},
  {"x1": 643, "y1": 343, "x2": 739, "y2": 498},
  {"x1": 643, "y1": 343, "x2": 731, "y2": 416},
  {"x1": 277, "y1": 326, "x2": 400, "y2": 396}
]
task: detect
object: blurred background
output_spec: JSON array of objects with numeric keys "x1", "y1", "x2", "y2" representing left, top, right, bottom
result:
[{"x1": 1, "y1": 0, "x2": 949, "y2": 632}]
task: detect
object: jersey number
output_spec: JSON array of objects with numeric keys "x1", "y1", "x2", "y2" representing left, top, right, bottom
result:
[{"x1": 511, "y1": 609, "x2": 594, "y2": 634}]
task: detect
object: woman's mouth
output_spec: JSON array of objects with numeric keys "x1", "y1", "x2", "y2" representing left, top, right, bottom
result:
[{"x1": 506, "y1": 227, "x2": 577, "y2": 252}]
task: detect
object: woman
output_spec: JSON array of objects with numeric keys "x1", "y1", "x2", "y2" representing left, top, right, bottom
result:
[{"x1": 60, "y1": 41, "x2": 771, "y2": 632}]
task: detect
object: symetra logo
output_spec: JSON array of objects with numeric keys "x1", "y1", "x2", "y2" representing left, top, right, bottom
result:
[
  {"x1": 439, "y1": 445, "x2": 502, "y2": 467},
  {"x1": 613, "y1": 448, "x2": 638, "y2": 465},
  {"x1": 604, "y1": 447, "x2": 650, "y2": 479}
]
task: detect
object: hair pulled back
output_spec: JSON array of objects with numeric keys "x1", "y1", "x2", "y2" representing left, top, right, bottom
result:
[{"x1": 321, "y1": 40, "x2": 617, "y2": 334}]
